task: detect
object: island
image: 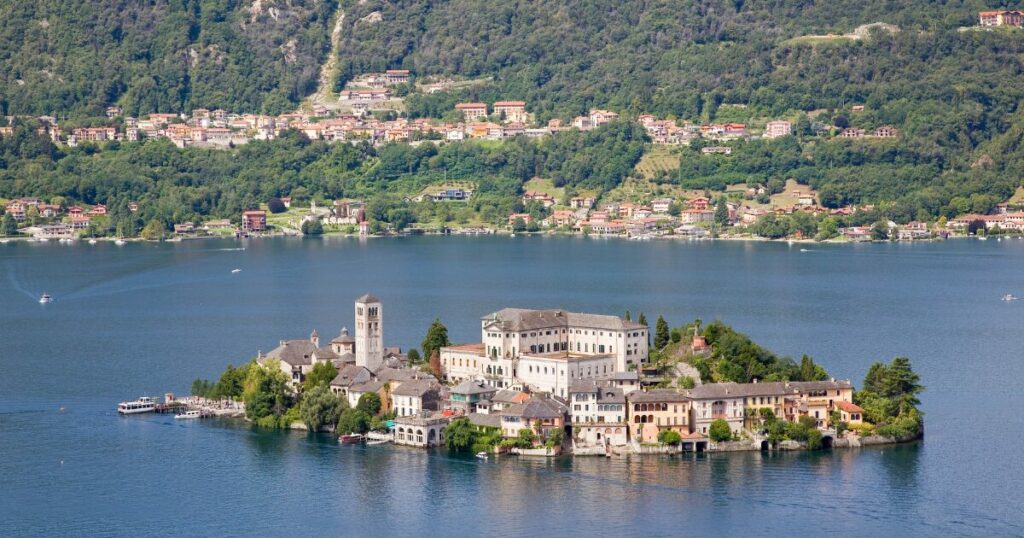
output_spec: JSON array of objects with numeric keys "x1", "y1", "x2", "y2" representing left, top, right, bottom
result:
[{"x1": 179, "y1": 294, "x2": 924, "y2": 456}]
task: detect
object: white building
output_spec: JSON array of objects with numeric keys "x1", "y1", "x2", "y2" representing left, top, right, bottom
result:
[
  {"x1": 763, "y1": 120, "x2": 792, "y2": 139},
  {"x1": 440, "y1": 308, "x2": 649, "y2": 391},
  {"x1": 354, "y1": 294, "x2": 383, "y2": 371},
  {"x1": 517, "y1": 353, "x2": 617, "y2": 398}
]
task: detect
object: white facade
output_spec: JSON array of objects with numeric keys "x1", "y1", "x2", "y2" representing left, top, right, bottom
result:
[
  {"x1": 441, "y1": 308, "x2": 647, "y2": 392},
  {"x1": 517, "y1": 354, "x2": 616, "y2": 398},
  {"x1": 480, "y1": 308, "x2": 648, "y2": 371},
  {"x1": 355, "y1": 295, "x2": 383, "y2": 371}
]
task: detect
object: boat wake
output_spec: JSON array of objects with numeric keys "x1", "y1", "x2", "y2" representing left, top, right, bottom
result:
[{"x1": 4, "y1": 262, "x2": 40, "y2": 301}]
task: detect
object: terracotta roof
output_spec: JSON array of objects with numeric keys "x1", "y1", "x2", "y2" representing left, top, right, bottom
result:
[{"x1": 836, "y1": 401, "x2": 865, "y2": 413}]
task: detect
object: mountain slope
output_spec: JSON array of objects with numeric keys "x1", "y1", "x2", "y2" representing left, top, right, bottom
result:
[{"x1": 0, "y1": 0, "x2": 337, "y2": 117}]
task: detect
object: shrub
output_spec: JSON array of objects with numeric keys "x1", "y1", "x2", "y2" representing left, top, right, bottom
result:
[
  {"x1": 708, "y1": 419, "x2": 732, "y2": 442},
  {"x1": 657, "y1": 430, "x2": 683, "y2": 445},
  {"x1": 267, "y1": 197, "x2": 286, "y2": 213}
]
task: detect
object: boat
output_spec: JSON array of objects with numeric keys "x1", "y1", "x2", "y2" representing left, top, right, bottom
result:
[
  {"x1": 366, "y1": 439, "x2": 389, "y2": 446},
  {"x1": 117, "y1": 396, "x2": 156, "y2": 414},
  {"x1": 799, "y1": 248, "x2": 810, "y2": 252},
  {"x1": 88, "y1": 239, "x2": 97, "y2": 245},
  {"x1": 978, "y1": 236, "x2": 988, "y2": 241},
  {"x1": 339, "y1": 433, "x2": 364, "y2": 444},
  {"x1": 114, "y1": 239, "x2": 126, "y2": 246},
  {"x1": 476, "y1": 452, "x2": 488, "y2": 459},
  {"x1": 39, "y1": 293, "x2": 52, "y2": 304},
  {"x1": 174, "y1": 410, "x2": 202, "y2": 420},
  {"x1": 1002, "y1": 294, "x2": 1018, "y2": 302},
  {"x1": 231, "y1": 268, "x2": 242, "y2": 273}
]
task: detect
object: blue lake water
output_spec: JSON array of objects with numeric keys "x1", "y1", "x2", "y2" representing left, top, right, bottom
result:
[{"x1": 1, "y1": 236, "x2": 1022, "y2": 536}]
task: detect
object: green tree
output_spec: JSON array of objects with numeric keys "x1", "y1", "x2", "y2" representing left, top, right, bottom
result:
[
  {"x1": 714, "y1": 197, "x2": 729, "y2": 225},
  {"x1": 406, "y1": 348, "x2": 421, "y2": 365},
  {"x1": 709, "y1": 419, "x2": 732, "y2": 442},
  {"x1": 140, "y1": 219, "x2": 166, "y2": 240},
  {"x1": 337, "y1": 408, "x2": 371, "y2": 434},
  {"x1": 267, "y1": 197, "x2": 286, "y2": 213},
  {"x1": 798, "y1": 355, "x2": 828, "y2": 381},
  {"x1": 624, "y1": 310, "x2": 631, "y2": 321},
  {"x1": 512, "y1": 217, "x2": 527, "y2": 232},
  {"x1": 356, "y1": 392, "x2": 382, "y2": 416},
  {"x1": 300, "y1": 385, "x2": 346, "y2": 431},
  {"x1": 444, "y1": 417, "x2": 476, "y2": 452},
  {"x1": 657, "y1": 430, "x2": 683, "y2": 445},
  {"x1": 301, "y1": 219, "x2": 323, "y2": 235},
  {"x1": 678, "y1": 376, "x2": 696, "y2": 389},
  {"x1": 1, "y1": 213, "x2": 17, "y2": 236},
  {"x1": 303, "y1": 361, "x2": 338, "y2": 391},
  {"x1": 871, "y1": 221, "x2": 890, "y2": 241},
  {"x1": 421, "y1": 319, "x2": 451, "y2": 361},
  {"x1": 516, "y1": 428, "x2": 537, "y2": 448},
  {"x1": 191, "y1": 378, "x2": 214, "y2": 398},
  {"x1": 655, "y1": 316, "x2": 670, "y2": 349},
  {"x1": 243, "y1": 360, "x2": 292, "y2": 423}
]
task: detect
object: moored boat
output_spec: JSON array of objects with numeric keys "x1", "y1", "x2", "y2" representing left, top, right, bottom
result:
[
  {"x1": 39, "y1": 293, "x2": 52, "y2": 304},
  {"x1": 117, "y1": 396, "x2": 156, "y2": 414},
  {"x1": 1002, "y1": 294, "x2": 1018, "y2": 302},
  {"x1": 339, "y1": 433, "x2": 364, "y2": 444},
  {"x1": 174, "y1": 410, "x2": 202, "y2": 420}
]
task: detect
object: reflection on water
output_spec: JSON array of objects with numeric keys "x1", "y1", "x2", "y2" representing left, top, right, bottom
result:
[{"x1": 1, "y1": 237, "x2": 1022, "y2": 535}]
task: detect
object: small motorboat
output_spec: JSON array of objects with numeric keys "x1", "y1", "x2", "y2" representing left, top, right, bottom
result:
[
  {"x1": 231, "y1": 268, "x2": 242, "y2": 273},
  {"x1": 88, "y1": 239, "x2": 97, "y2": 245},
  {"x1": 39, "y1": 293, "x2": 53, "y2": 304},
  {"x1": 339, "y1": 434, "x2": 364, "y2": 444},
  {"x1": 1002, "y1": 294, "x2": 1018, "y2": 302},
  {"x1": 366, "y1": 439, "x2": 389, "y2": 446},
  {"x1": 175, "y1": 410, "x2": 202, "y2": 420},
  {"x1": 115, "y1": 238, "x2": 126, "y2": 246},
  {"x1": 475, "y1": 452, "x2": 488, "y2": 459}
]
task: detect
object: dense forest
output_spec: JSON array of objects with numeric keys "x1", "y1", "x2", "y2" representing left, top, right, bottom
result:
[{"x1": 0, "y1": 0, "x2": 334, "y2": 116}]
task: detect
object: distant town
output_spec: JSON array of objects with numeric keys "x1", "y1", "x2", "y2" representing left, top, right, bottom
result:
[
  {"x1": 2, "y1": 9, "x2": 1022, "y2": 243},
  {"x1": 156, "y1": 294, "x2": 923, "y2": 455}
]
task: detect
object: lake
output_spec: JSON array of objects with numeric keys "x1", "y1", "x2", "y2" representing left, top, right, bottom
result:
[{"x1": 1, "y1": 236, "x2": 1022, "y2": 536}]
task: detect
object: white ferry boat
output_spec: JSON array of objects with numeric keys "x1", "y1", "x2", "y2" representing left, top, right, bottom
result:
[{"x1": 117, "y1": 396, "x2": 156, "y2": 414}]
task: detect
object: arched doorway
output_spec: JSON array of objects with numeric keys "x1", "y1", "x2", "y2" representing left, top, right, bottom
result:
[{"x1": 821, "y1": 435, "x2": 834, "y2": 449}]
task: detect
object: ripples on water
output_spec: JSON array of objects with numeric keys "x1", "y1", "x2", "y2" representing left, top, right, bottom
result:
[{"x1": 1, "y1": 237, "x2": 1022, "y2": 536}]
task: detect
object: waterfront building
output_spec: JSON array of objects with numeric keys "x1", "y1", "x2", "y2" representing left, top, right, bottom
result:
[
  {"x1": 498, "y1": 396, "x2": 568, "y2": 438},
  {"x1": 242, "y1": 210, "x2": 267, "y2": 232},
  {"x1": 569, "y1": 381, "x2": 629, "y2": 448},
  {"x1": 626, "y1": 389, "x2": 692, "y2": 444},
  {"x1": 355, "y1": 294, "x2": 384, "y2": 371},
  {"x1": 394, "y1": 415, "x2": 449, "y2": 447}
]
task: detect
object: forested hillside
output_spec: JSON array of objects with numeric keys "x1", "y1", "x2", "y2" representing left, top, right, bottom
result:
[
  {"x1": 0, "y1": 0, "x2": 335, "y2": 117},
  {"x1": 2, "y1": 0, "x2": 1024, "y2": 230}
]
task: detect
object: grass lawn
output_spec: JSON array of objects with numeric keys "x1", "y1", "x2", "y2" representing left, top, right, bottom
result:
[{"x1": 1009, "y1": 186, "x2": 1024, "y2": 206}]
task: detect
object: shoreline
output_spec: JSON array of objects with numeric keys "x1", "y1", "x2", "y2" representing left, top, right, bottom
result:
[{"x1": 4, "y1": 230, "x2": 1017, "y2": 245}]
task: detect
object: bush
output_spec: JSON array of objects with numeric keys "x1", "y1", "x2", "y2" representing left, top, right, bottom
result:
[
  {"x1": 657, "y1": 430, "x2": 682, "y2": 445},
  {"x1": 301, "y1": 219, "x2": 323, "y2": 235},
  {"x1": 267, "y1": 197, "x2": 286, "y2": 213},
  {"x1": 708, "y1": 419, "x2": 732, "y2": 442},
  {"x1": 805, "y1": 429, "x2": 823, "y2": 450}
]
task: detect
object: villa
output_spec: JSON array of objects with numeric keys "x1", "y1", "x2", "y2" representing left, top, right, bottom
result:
[{"x1": 440, "y1": 308, "x2": 649, "y2": 394}]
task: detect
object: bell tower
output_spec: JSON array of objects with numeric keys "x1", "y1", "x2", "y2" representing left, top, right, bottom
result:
[{"x1": 355, "y1": 294, "x2": 383, "y2": 371}]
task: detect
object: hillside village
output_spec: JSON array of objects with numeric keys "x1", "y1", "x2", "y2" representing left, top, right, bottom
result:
[
  {"x1": 213, "y1": 294, "x2": 921, "y2": 455},
  {"x1": 2, "y1": 10, "x2": 1023, "y2": 243}
]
